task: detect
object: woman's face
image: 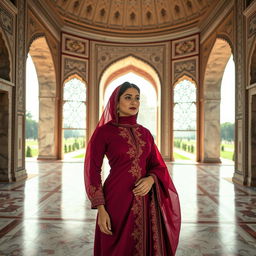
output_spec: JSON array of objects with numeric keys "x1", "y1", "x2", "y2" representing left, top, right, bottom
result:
[{"x1": 117, "y1": 87, "x2": 140, "y2": 117}]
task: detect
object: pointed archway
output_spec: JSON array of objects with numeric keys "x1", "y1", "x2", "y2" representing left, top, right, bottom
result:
[
  {"x1": 28, "y1": 36, "x2": 58, "y2": 160},
  {"x1": 173, "y1": 76, "x2": 197, "y2": 162},
  {"x1": 248, "y1": 42, "x2": 256, "y2": 186},
  {"x1": 99, "y1": 56, "x2": 161, "y2": 146},
  {"x1": 0, "y1": 30, "x2": 12, "y2": 181},
  {"x1": 202, "y1": 38, "x2": 233, "y2": 163}
]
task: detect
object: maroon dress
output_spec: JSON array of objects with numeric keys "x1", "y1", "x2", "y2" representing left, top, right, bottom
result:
[{"x1": 84, "y1": 86, "x2": 181, "y2": 256}]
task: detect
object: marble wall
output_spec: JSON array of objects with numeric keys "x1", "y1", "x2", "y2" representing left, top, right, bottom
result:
[
  {"x1": 38, "y1": 98, "x2": 57, "y2": 158},
  {"x1": 0, "y1": 91, "x2": 9, "y2": 180},
  {"x1": 203, "y1": 99, "x2": 221, "y2": 162},
  {"x1": 232, "y1": 0, "x2": 256, "y2": 187},
  {"x1": 249, "y1": 93, "x2": 256, "y2": 186}
]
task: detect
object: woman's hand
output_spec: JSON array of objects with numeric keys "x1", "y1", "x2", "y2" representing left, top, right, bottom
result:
[
  {"x1": 97, "y1": 205, "x2": 113, "y2": 235},
  {"x1": 133, "y1": 176, "x2": 155, "y2": 196}
]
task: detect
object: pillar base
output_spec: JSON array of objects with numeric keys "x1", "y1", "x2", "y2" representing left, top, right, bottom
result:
[
  {"x1": 14, "y1": 168, "x2": 28, "y2": 182},
  {"x1": 232, "y1": 170, "x2": 246, "y2": 186},
  {"x1": 0, "y1": 168, "x2": 27, "y2": 182},
  {"x1": 37, "y1": 155, "x2": 58, "y2": 160},
  {"x1": 202, "y1": 157, "x2": 222, "y2": 163}
]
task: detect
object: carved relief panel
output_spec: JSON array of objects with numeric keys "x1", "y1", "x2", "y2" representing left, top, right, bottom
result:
[
  {"x1": 16, "y1": 0, "x2": 26, "y2": 111},
  {"x1": 61, "y1": 33, "x2": 89, "y2": 83},
  {"x1": 172, "y1": 56, "x2": 198, "y2": 84},
  {"x1": 171, "y1": 34, "x2": 199, "y2": 84},
  {"x1": 94, "y1": 43, "x2": 165, "y2": 82},
  {"x1": 0, "y1": 2, "x2": 16, "y2": 82},
  {"x1": 62, "y1": 33, "x2": 89, "y2": 58},
  {"x1": 172, "y1": 34, "x2": 199, "y2": 59}
]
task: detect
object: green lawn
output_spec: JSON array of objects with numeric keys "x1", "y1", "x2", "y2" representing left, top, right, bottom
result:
[
  {"x1": 173, "y1": 152, "x2": 191, "y2": 160},
  {"x1": 25, "y1": 139, "x2": 235, "y2": 161},
  {"x1": 220, "y1": 151, "x2": 234, "y2": 160},
  {"x1": 73, "y1": 153, "x2": 85, "y2": 159}
]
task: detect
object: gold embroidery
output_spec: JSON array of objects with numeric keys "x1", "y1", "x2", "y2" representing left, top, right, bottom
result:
[
  {"x1": 131, "y1": 197, "x2": 144, "y2": 255},
  {"x1": 119, "y1": 126, "x2": 146, "y2": 255},
  {"x1": 150, "y1": 190, "x2": 163, "y2": 255},
  {"x1": 88, "y1": 184, "x2": 104, "y2": 207},
  {"x1": 119, "y1": 127, "x2": 145, "y2": 179}
]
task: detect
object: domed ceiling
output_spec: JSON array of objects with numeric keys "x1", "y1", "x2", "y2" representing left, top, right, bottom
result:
[{"x1": 47, "y1": 0, "x2": 220, "y2": 36}]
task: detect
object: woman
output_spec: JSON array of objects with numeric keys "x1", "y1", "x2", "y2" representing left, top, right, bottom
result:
[{"x1": 84, "y1": 82, "x2": 181, "y2": 256}]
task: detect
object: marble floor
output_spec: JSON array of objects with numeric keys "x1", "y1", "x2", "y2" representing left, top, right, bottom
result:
[{"x1": 0, "y1": 160, "x2": 256, "y2": 256}]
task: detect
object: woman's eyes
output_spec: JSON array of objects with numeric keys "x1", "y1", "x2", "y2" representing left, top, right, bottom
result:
[{"x1": 124, "y1": 96, "x2": 140, "y2": 101}]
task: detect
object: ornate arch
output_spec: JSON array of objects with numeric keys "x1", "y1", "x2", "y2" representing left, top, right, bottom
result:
[
  {"x1": 63, "y1": 68, "x2": 87, "y2": 84},
  {"x1": 63, "y1": 73, "x2": 86, "y2": 85},
  {"x1": 28, "y1": 36, "x2": 58, "y2": 160},
  {"x1": 204, "y1": 38, "x2": 232, "y2": 96},
  {"x1": 201, "y1": 38, "x2": 233, "y2": 163},
  {"x1": 98, "y1": 55, "x2": 161, "y2": 146},
  {"x1": 98, "y1": 53, "x2": 162, "y2": 87},
  {"x1": 216, "y1": 34, "x2": 234, "y2": 56},
  {"x1": 27, "y1": 32, "x2": 45, "y2": 54},
  {"x1": 0, "y1": 29, "x2": 11, "y2": 81},
  {"x1": 248, "y1": 39, "x2": 256, "y2": 85},
  {"x1": 174, "y1": 75, "x2": 197, "y2": 88}
]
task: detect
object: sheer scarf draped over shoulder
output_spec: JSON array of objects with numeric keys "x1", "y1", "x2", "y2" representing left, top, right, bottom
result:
[{"x1": 84, "y1": 85, "x2": 181, "y2": 256}]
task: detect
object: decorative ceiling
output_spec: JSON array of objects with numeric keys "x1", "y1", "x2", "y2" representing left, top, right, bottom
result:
[{"x1": 47, "y1": 0, "x2": 219, "y2": 36}]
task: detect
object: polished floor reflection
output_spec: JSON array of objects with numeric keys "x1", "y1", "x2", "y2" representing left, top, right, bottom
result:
[{"x1": 0, "y1": 161, "x2": 255, "y2": 255}]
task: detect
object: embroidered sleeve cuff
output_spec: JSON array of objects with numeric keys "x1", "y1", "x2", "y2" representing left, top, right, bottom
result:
[{"x1": 91, "y1": 197, "x2": 105, "y2": 209}]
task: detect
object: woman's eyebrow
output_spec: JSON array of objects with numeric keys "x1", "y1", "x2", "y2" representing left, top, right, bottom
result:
[{"x1": 124, "y1": 94, "x2": 140, "y2": 96}]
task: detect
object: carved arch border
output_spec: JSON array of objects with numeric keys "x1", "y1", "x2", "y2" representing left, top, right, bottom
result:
[
  {"x1": 89, "y1": 42, "x2": 171, "y2": 158},
  {"x1": 98, "y1": 54, "x2": 162, "y2": 147},
  {"x1": 27, "y1": 8, "x2": 59, "y2": 78},
  {"x1": 247, "y1": 36, "x2": 256, "y2": 85},
  {"x1": 97, "y1": 53, "x2": 163, "y2": 88},
  {"x1": 0, "y1": 27, "x2": 12, "y2": 82}
]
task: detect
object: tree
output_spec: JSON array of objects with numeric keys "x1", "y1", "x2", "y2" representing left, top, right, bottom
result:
[
  {"x1": 25, "y1": 111, "x2": 38, "y2": 139},
  {"x1": 221, "y1": 122, "x2": 234, "y2": 142},
  {"x1": 26, "y1": 146, "x2": 32, "y2": 157}
]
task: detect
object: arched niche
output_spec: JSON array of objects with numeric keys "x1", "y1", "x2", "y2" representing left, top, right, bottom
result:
[
  {"x1": 249, "y1": 43, "x2": 256, "y2": 85},
  {"x1": 28, "y1": 36, "x2": 58, "y2": 160},
  {"x1": 98, "y1": 55, "x2": 161, "y2": 147},
  {"x1": 173, "y1": 76, "x2": 197, "y2": 162},
  {"x1": 62, "y1": 74, "x2": 87, "y2": 158},
  {"x1": 202, "y1": 38, "x2": 232, "y2": 163},
  {"x1": 248, "y1": 41, "x2": 256, "y2": 186},
  {"x1": 0, "y1": 31, "x2": 11, "y2": 81}
]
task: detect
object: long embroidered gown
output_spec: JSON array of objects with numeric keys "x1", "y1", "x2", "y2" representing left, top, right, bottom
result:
[{"x1": 84, "y1": 87, "x2": 181, "y2": 256}]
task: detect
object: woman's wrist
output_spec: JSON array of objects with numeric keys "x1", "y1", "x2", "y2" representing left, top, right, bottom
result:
[
  {"x1": 97, "y1": 205, "x2": 106, "y2": 211},
  {"x1": 147, "y1": 175, "x2": 155, "y2": 185}
]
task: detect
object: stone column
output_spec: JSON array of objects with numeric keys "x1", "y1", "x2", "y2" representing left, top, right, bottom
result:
[
  {"x1": 11, "y1": 0, "x2": 28, "y2": 181},
  {"x1": 232, "y1": 0, "x2": 247, "y2": 185},
  {"x1": 203, "y1": 98, "x2": 221, "y2": 163},
  {"x1": 38, "y1": 97, "x2": 58, "y2": 159}
]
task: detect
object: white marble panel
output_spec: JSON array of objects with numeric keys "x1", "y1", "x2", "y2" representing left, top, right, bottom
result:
[{"x1": 38, "y1": 97, "x2": 57, "y2": 158}]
